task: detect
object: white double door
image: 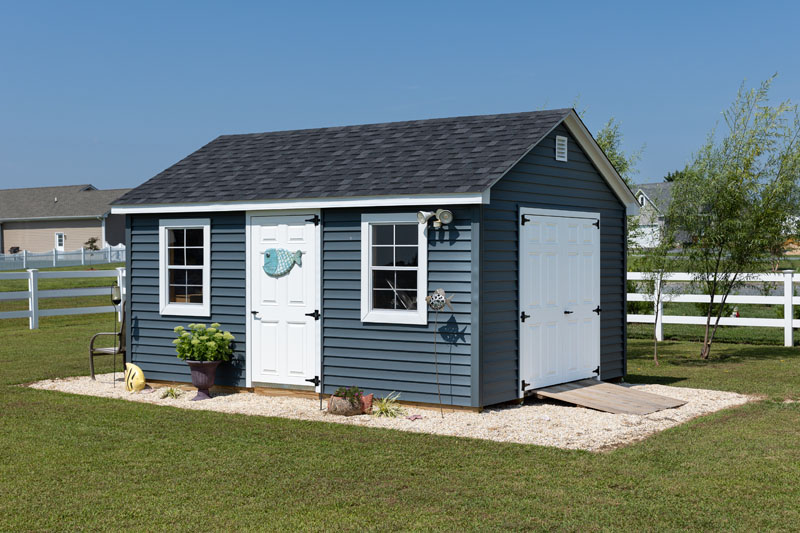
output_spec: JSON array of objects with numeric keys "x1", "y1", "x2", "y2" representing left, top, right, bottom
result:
[
  {"x1": 249, "y1": 213, "x2": 319, "y2": 388},
  {"x1": 519, "y1": 208, "x2": 601, "y2": 391}
]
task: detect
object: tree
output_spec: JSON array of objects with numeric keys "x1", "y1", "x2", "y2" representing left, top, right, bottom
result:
[
  {"x1": 636, "y1": 211, "x2": 680, "y2": 365},
  {"x1": 670, "y1": 75, "x2": 800, "y2": 359},
  {"x1": 84, "y1": 237, "x2": 100, "y2": 251},
  {"x1": 663, "y1": 168, "x2": 689, "y2": 182}
]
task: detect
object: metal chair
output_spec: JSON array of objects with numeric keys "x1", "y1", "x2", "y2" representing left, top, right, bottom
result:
[{"x1": 89, "y1": 308, "x2": 126, "y2": 379}]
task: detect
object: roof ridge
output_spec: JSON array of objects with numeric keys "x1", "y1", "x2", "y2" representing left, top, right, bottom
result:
[{"x1": 218, "y1": 108, "x2": 573, "y2": 139}]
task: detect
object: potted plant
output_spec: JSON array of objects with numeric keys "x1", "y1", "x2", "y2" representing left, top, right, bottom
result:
[
  {"x1": 327, "y1": 386, "x2": 373, "y2": 416},
  {"x1": 172, "y1": 323, "x2": 235, "y2": 401}
]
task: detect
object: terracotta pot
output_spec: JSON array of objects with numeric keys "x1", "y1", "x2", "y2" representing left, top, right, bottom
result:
[
  {"x1": 186, "y1": 360, "x2": 221, "y2": 401},
  {"x1": 360, "y1": 393, "x2": 374, "y2": 414},
  {"x1": 327, "y1": 395, "x2": 362, "y2": 416}
]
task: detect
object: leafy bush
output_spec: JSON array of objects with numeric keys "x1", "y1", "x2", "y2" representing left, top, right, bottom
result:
[
  {"x1": 626, "y1": 280, "x2": 651, "y2": 315},
  {"x1": 172, "y1": 323, "x2": 235, "y2": 362},
  {"x1": 373, "y1": 392, "x2": 405, "y2": 418},
  {"x1": 332, "y1": 386, "x2": 363, "y2": 407}
]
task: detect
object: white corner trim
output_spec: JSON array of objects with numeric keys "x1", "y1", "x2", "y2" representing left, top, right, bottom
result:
[
  {"x1": 111, "y1": 193, "x2": 485, "y2": 216},
  {"x1": 158, "y1": 218, "x2": 211, "y2": 318},
  {"x1": 562, "y1": 112, "x2": 639, "y2": 215},
  {"x1": 360, "y1": 212, "x2": 428, "y2": 326}
]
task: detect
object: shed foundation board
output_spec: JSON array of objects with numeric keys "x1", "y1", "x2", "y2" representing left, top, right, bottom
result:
[{"x1": 533, "y1": 379, "x2": 686, "y2": 415}]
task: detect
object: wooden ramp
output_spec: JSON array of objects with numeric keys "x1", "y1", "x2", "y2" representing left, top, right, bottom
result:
[{"x1": 533, "y1": 379, "x2": 686, "y2": 415}]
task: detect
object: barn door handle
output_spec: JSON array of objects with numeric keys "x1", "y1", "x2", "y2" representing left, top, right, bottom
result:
[{"x1": 563, "y1": 310, "x2": 573, "y2": 314}]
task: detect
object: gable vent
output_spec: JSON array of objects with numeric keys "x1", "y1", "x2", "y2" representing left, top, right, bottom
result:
[{"x1": 555, "y1": 135, "x2": 568, "y2": 162}]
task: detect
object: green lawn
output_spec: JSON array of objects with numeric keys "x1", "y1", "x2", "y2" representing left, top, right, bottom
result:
[{"x1": 1, "y1": 315, "x2": 799, "y2": 530}]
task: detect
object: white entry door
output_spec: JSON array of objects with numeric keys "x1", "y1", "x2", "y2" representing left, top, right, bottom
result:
[
  {"x1": 519, "y1": 208, "x2": 601, "y2": 392},
  {"x1": 54, "y1": 232, "x2": 65, "y2": 251},
  {"x1": 249, "y1": 213, "x2": 319, "y2": 388}
]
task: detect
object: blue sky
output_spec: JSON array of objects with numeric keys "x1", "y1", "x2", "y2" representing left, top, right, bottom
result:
[{"x1": 1, "y1": 1, "x2": 798, "y2": 190}]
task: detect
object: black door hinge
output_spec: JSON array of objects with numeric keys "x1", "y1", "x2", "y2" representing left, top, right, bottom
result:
[
  {"x1": 593, "y1": 306, "x2": 601, "y2": 315},
  {"x1": 521, "y1": 215, "x2": 530, "y2": 225},
  {"x1": 521, "y1": 380, "x2": 530, "y2": 391},
  {"x1": 593, "y1": 219, "x2": 600, "y2": 229},
  {"x1": 305, "y1": 214, "x2": 321, "y2": 226},
  {"x1": 305, "y1": 375, "x2": 320, "y2": 387},
  {"x1": 593, "y1": 366, "x2": 600, "y2": 376},
  {"x1": 305, "y1": 310, "x2": 321, "y2": 320},
  {"x1": 520, "y1": 311, "x2": 530, "y2": 322}
]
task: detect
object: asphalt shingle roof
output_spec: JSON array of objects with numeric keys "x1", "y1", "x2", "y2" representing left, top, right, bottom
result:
[
  {"x1": 637, "y1": 182, "x2": 674, "y2": 213},
  {"x1": 114, "y1": 109, "x2": 572, "y2": 206},
  {"x1": 0, "y1": 185, "x2": 131, "y2": 220}
]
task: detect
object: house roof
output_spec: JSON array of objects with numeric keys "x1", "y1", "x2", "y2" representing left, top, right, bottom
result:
[
  {"x1": 636, "y1": 182, "x2": 674, "y2": 213},
  {"x1": 113, "y1": 109, "x2": 636, "y2": 212},
  {"x1": 0, "y1": 184, "x2": 131, "y2": 222}
]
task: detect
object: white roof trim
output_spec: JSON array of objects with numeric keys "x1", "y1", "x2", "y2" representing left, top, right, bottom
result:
[
  {"x1": 111, "y1": 192, "x2": 487, "y2": 215},
  {"x1": 562, "y1": 112, "x2": 639, "y2": 215}
]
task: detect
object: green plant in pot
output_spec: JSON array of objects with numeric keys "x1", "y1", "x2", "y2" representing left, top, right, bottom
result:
[
  {"x1": 328, "y1": 386, "x2": 372, "y2": 416},
  {"x1": 173, "y1": 323, "x2": 234, "y2": 401}
]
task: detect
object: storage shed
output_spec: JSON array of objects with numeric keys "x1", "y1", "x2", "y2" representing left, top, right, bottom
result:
[{"x1": 112, "y1": 109, "x2": 638, "y2": 408}]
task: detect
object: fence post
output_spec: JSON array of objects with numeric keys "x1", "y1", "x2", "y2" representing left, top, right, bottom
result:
[
  {"x1": 654, "y1": 278, "x2": 664, "y2": 342},
  {"x1": 81, "y1": 247, "x2": 85, "y2": 265},
  {"x1": 22, "y1": 250, "x2": 27, "y2": 269},
  {"x1": 107, "y1": 246, "x2": 112, "y2": 263},
  {"x1": 52, "y1": 248, "x2": 57, "y2": 267},
  {"x1": 28, "y1": 269, "x2": 39, "y2": 330},
  {"x1": 783, "y1": 269, "x2": 794, "y2": 347}
]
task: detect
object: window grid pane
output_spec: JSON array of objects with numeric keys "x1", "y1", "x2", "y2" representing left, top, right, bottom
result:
[
  {"x1": 369, "y1": 222, "x2": 418, "y2": 312},
  {"x1": 166, "y1": 226, "x2": 205, "y2": 305}
]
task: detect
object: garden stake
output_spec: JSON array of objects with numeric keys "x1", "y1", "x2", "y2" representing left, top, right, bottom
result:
[{"x1": 426, "y1": 288, "x2": 454, "y2": 419}]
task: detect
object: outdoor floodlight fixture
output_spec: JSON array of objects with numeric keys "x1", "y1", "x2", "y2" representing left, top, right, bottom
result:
[{"x1": 417, "y1": 209, "x2": 454, "y2": 228}]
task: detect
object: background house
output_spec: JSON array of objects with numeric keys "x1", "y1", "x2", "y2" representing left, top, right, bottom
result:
[
  {"x1": 633, "y1": 181, "x2": 673, "y2": 248},
  {"x1": 0, "y1": 184, "x2": 131, "y2": 253}
]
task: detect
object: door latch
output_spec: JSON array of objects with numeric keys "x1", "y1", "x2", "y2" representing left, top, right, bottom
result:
[
  {"x1": 520, "y1": 311, "x2": 530, "y2": 322},
  {"x1": 564, "y1": 310, "x2": 573, "y2": 314},
  {"x1": 305, "y1": 310, "x2": 321, "y2": 320}
]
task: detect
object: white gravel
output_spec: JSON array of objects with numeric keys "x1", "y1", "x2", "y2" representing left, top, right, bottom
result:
[{"x1": 27, "y1": 374, "x2": 754, "y2": 451}]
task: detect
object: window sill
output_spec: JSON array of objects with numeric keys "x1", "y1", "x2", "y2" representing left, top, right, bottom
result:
[
  {"x1": 159, "y1": 303, "x2": 210, "y2": 318},
  {"x1": 361, "y1": 309, "x2": 427, "y2": 325}
]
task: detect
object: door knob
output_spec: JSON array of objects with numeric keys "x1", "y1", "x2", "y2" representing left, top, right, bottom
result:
[{"x1": 563, "y1": 310, "x2": 573, "y2": 314}]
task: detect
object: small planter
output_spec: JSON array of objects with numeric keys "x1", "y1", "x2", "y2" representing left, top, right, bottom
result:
[
  {"x1": 186, "y1": 360, "x2": 221, "y2": 401},
  {"x1": 327, "y1": 395, "x2": 363, "y2": 416}
]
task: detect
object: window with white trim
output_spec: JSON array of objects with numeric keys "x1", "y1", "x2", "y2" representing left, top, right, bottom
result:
[
  {"x1": 360, "y1": 213, "x2": 428, "y2": 325},
  {"x1": 159, "y1": 219, "x2": 211, "y2": 317},
  {"x1": 555, "y1": 135, "x2": 568, "y2": 161}
]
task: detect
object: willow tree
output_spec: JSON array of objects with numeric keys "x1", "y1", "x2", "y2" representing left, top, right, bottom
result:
[{"x1": 670, "y1": 76, "x2": 800, "y2": 359}]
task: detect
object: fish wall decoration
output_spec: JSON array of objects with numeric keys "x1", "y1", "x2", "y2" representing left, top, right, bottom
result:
[{"x1": 263, "y1": 248, "x2": 303, "y2": 277}]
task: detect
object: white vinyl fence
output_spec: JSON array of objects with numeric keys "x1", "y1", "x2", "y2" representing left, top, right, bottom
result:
[
  {"x1": 0, "y1": 244, "x2": 125, "y2": 271},
  {"x1": 628, "y1": 270, "x2": 798, "y2": 346},
  {"x1": 0, "y1": 268, "x2": 126, "y2": 329}
]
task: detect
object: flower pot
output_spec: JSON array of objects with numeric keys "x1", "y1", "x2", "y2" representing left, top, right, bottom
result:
[
  {"x1": 186, "y1": 360, "x2": 221, "y2": 401},
  {"x1": 327, "y1": 395, "x2": 363, "y2": 416}
]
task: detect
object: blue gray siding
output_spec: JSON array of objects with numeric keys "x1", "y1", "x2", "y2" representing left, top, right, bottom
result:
[
  {"x1": 127, "y1": 213, "x2": 247, "y2": 387},
  {"x1": 321, "y1": 207, "x2": 479, "y2": 407},
  {"x1": 480, "y1": 125, "x2": 627, "y2": 406}
]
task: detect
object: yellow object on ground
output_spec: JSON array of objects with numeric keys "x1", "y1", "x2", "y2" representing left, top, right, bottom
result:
[{"x1": 124, "y1": 363, "x2": 146, "y2": 392}]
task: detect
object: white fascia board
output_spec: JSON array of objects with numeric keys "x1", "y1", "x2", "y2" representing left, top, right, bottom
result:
[
  {"x1": 111, "y1": 192, "x2": 486, "y2": 216},
  {"x1": 562, "y1": 112, "x2": 640, "y2": 216}
]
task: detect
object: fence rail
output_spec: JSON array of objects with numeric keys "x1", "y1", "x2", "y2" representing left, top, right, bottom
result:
[
  {"x1": 627, "y1": 270, "x2": 797, "y2": 346},
  {"x1": 0, "y1": 245, "x2": 125, "y2": 271},
  {"x1": 0, "y1": 268, "x2": 126, "y2": 329}
]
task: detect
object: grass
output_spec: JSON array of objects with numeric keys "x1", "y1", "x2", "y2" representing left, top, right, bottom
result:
[{"x1": 1, "y1": 316, "x2": 799, "y2": 530}]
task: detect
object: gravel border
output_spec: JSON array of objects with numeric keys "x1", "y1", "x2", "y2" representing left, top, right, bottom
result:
[{"x1": 28, "y1": 374, "x2": 754, "y2": 451}]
